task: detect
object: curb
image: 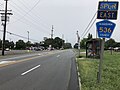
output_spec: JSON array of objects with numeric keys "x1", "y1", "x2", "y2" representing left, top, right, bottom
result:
[{"x1": 76, "y1": 58, "x2": 81, "y2": 90}]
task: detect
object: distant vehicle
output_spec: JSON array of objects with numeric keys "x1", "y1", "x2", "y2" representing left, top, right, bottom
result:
[
  {"x1": 114, "y1": 47, "x2": 120, "y2": 52},
  {"x1": 108, "y1": 47, "x2": 113, "y2": 50},
  {"x1": 5, "y1": 48, "x2": 10, "y2": 51}
]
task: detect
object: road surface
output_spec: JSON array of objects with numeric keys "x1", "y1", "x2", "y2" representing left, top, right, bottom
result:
[{"x1": 0, "y1": 50, "x2": 79, "y2": 90}]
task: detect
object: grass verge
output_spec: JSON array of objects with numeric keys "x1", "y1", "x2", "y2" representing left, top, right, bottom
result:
[{"x1": 77, "y1": 51, "x2": 120, "y2": 90}]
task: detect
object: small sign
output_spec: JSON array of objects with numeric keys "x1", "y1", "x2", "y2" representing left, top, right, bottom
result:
[
  {"x1": 98, "y1": 1, "x2": 119, "y2": 11},
  {"x1": 96, "y1": 20, "x2": 116, "y2": 38},
  {"x1": 97, "y1": 10, "x2": 117, "y2": 20}
]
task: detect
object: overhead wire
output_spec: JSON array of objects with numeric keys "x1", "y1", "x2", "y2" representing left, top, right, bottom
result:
[
  {"x1": 81, "y1": 12, "x2": 97, "y2": 39},
  {"x1": 82, "y1": 18, "x2": 97, "y2": 38},
  {"x1": 9, "y1": 2, "x2": 50, "y2": 34},
  {"x1": 0, "y1": 3, "x2": 3, "y2": 7},
  {"x1": 10, "y1": 0, "x2": 50, "y2": 34},
  {"x1": 18, "y1": 0, "x2": 51, "y2": 28},
  {"x1": 11, "y1": 0, "x2": 62, "y2": 37},
  {"x1": 0, "y1": 30, "x2": 39, "y2": 42}
]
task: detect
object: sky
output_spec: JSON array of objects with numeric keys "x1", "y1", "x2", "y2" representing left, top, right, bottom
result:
[{"x1": 0, "y1": 0, "x2": 120, "y2": 45}]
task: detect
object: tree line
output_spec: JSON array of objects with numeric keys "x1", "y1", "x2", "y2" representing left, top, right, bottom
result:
[
  {"x1": 74, "y1": 33, "x2": 120, "y2": 49},
  {"x1": 0, "y1": 37, "x2": 72, "y2": 50}
]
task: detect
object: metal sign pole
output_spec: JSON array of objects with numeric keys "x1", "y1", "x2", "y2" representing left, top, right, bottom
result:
[
  {"x1": 77, "y1": 31, "x2": 80, "y2": 57},
  {"x1": 97, "y1": 38, "x2": 105, "y2": 83}
]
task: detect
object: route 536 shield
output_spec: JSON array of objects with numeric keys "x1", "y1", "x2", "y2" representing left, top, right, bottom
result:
[{"x1": 96, "y1": 20, "x2": 116, "y2": 38}]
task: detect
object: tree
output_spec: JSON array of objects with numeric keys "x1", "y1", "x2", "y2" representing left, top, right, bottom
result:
[
  {"x1": 105, "y1": 38, "x2": 116, "y2": 49},
  {"x1": 16, "y1": 40, "x2": 26, "y2": 50},
  {"x1": 74, "y1": 43, "x2": 78, "y2": 49},
  {"x1": 43, "y1": 37, "x2": 64, "y2": 49},
  {"x1": 64, "y1": 43, "x2": 72, "y2": 49},
  {"x1": 9, "y1": 41, "x2": 14, "y2": 49},
  {"x1": 44, "y1": 38, "x2": 54, "y2": 48},
  {"x1": 53, "y1": 37, "x2": 63, "y2": 49},
  {"x1": 87, "y1": 33, "x2": 92, "y2": 40},
  {"x1": 115, "y1": 42, "x2": 120, "y2": 47},
  {"x1": 5, "y1": 40, "x2": 10, "y2": 48},
  {"x1": 80, "y1": 38, "x2": 87, "y2": 49},
  {"x1": 26, "y1": 41, "x2": 32, "y2": 47}
]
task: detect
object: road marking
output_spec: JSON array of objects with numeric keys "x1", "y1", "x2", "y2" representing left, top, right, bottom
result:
[
  {"x1": 21, "y1": 65, "x2": 41, "y2": 76},
  {"x1": 0, "y1": 54, "x2": 38, "y2": 61},
  {"x1": 57, "y1": 55, "x2": 60, "y2": 57},
  {"x1": 38, "y1": 54, "x2": 41, "y2": 56},
  {"x1": 0, "y1": 61, "x2": 15, "y2": 64}
]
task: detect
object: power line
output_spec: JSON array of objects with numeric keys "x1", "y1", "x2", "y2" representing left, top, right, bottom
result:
[
  {"x1": 0, "y1": 3, "x2": 3, "y2": 7},
  {"x1": 82, "y1": 18, "x2": 97, "y2": 38},
  {"x1": 0, "y1": 30, "x2": 39, "y2": 42},
  {"x1": 18, "y1": 0, "x2": 51, "y2": 28},
  {"x1": 8, "y1": 4, "x2": 49, "y2": 35},
  {"x1": 9, "y1": 2, "x2": 50, "y2": 34},
  {"x1": 13, "y1": 0, "x2": 63, "y2": 37},
  {"x1": 10, "y1": 0, "x2": 62, "y2": 37},
  {"x1": 81, "y1": 12, "x2": 97, "y2": 38},
  {"x1": 11, "y1": 0, "x2": 41, "y2": 22},
  {"x1": 10, "y1": 0, "x2": 50, "y2": 31}
]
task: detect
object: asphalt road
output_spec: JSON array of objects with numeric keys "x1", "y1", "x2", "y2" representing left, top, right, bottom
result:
[{"x1": 0, "y1": 49, "x2": 79, "y2": 90}]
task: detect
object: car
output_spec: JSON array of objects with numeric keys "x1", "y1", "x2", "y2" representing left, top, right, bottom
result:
[
  {"x1": 114, "y1": 47, "x2": 120, "y2": 52},
  {"x1": 5, "y1": 48, "x2": 10, "y2": 51}
]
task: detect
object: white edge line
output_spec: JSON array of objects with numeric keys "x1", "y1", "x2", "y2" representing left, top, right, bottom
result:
[
  {"x1": 21, "y1": 65, "x2": 40, "y2": 76},
  {"x1": 76, "y1": 58, "x2": 81, "y2": 90}
]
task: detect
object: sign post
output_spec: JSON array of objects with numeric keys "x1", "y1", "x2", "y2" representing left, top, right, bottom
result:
[{"x1": 96, "y1": 1, "x2": 118, "y2": 83}]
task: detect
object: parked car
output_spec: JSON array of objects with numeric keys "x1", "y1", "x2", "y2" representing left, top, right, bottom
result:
[
  {"x1": 5, "y1": 48, "x2": 10, "y2": 51},
  {"x1": 114, "y1": 47, "x2": 120, "y2": 52}
]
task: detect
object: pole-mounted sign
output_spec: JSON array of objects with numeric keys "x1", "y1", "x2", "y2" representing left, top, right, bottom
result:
[
  {"x1": 97, "y1": 1, "x2": 119, "y2": 20},
  {"x1": 98, "y1": 1, "x2": 119, "y2": 11},
  {"x1": 96, "y1": 20, "x2": 116, "y2": 38},
  {"x1": 96, "y1": 1, "x2": 119, "y2": 83}
]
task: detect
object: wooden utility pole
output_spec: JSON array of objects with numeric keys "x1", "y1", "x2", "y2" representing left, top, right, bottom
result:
[
  {"x1": 51, "y1": 25, "x2": 54, "y2": 39},
  {"x1": 2, "y1": 0, "x2": 8, "y2": 56},
  {"x1": 0, "y1": 0, "x2": 12, "y2": 55},
  {"x1": 27, "y1": 31, "x2": 29, "y2": 42}
]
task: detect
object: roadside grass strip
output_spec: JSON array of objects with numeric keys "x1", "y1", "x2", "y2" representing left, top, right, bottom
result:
[{"x1": 77, "y1": 51, "x2": 120, "y2": 90}]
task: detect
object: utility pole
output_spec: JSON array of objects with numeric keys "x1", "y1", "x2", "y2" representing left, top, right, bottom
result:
[
  {"x1": 62, "y1": 34, "x2": 64, "y2": 49},
  {"x1": 77, "y1": 31, "x2": 80, "y2": 57},
  {"x1": 0, "y1": 0, "x2": 12, "y2": 55},
  {"x1": 51, "y1": 25, "x2": 54, "y2": 39},
  {"x1": 2, "y1": 0, "x2": 8, "y2": 56},
  {"x1": 27, "y1": 31, "x2": 29, "y2": 42}
]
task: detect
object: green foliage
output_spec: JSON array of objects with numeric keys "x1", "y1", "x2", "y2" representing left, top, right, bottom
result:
[
  {"x1": 44, "y1": 37, "x2": 65, "y2": 49},
  {"x1": 80, "y1": 38, "x2": 87, "y2": 49},
  {"x1": 64, "y1": 43, "x2": 72, "y2": 49},
  {"x1": 5, "y1": 40, "x2": 10, "y2": 48},
  {"x1": 16, "y1": 40, "x2": 26, "y2": 50},
  {"x1": 9, "y1": 41, "x2": 14, "y2": 49},
  {"x1": 77, "y1": 51, "x2": 120, "y2": 90},
  {"x1": 105, "y1": 38, "x2": 116, "y2": 49},
  {"x1": 44, "y1": 38, "x2": 54, "y2": 48},
  {"x1": 75, "y1": 33, "x2": 92, "y2": 49},
  {"x1": 87, "y1": 33, "x2": 92, "y2": 40},
  {"x1": 53, "y1": 37, "x2": 63, "y2": 49},
  {"x1": 0, "y1": 39, "x2": 14, "y2": 49},
  {"x1": 74, "y1": 43, "x2": 78, "y2": 49}
]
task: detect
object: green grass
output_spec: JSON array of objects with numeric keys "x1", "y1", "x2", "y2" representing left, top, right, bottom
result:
[{"x1": 77, "y1": 51, "x2": 120, "y2": 90}]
